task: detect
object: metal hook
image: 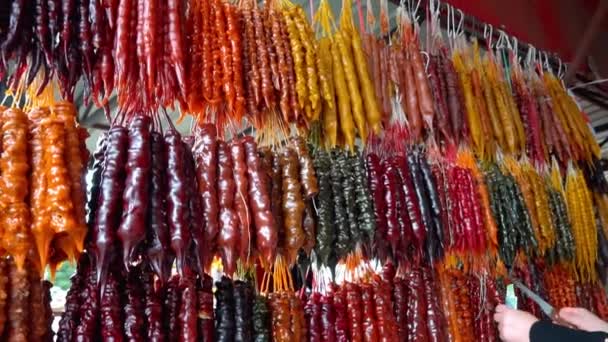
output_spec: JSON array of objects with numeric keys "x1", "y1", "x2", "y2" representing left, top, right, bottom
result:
[
  {"x1": 536, "y1": 50, "x2": 544, "y2": 69},
  {"x1": 559, "y1": 59, "x2": 567, "y2": 79},
  {"x1": 503, "y1": 31, "x2": 512, "y2": 49},
  {"x1": 525, "y1": 45, "x2": 535, "y2": 67},
  {"x1": 456, "y1": 9, "x2": 464, "y2": 36},
  {"x1": 495, "y1": 33, "x2": 502, "y2": 49},
  {"x1": 446, "y1": 5, "x2": 453, "y2": 39},
  {"x1": 421, "y1": 51, "x2": 431, "y2": 73},
  {"x1": 496, "y1": 30, "x2": 506, "y2": 49},
  {"x1": 484, "y1": 24, "x2": 494, "y2": 49}
]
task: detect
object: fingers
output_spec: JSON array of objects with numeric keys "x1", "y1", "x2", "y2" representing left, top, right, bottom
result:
[
  {"x1": 499, "y1": 327, "x2": 508, "y2": 342},
  {"x1": 495, "y1": 304, "x2": 508, "y2": 313},
  {"x1": 494, "y1": 304, "x2": 514, "y2": 324},
  {"x1": 494, "y1": 304, "x2": 511, "y2": 324},
  {"x1": 559, "y1": 307, "x2": 585, "y2": 316},
  {"x1": 494, "y1": 306, "x2": 540, "y2": 342},
  {"x1": 497, "y1": 320, "x2": 512, "y2": 342},
  {"x1": 558, "y1": 307, "x2": 586, "y2": 325},
  {"x1": 558, "y1": 307, "x2": 608, "y2": 332},
  {"x1": 494, "y1": 304, "x2": 506, "y2": 323},
  {"x1": 494, "y1": 311, "x2": 503, "y2": 323}
]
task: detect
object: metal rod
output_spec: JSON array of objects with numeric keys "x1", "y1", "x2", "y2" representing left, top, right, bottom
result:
[{"x1": 572, "y1": 87, "x2": 608, "y2": 111}]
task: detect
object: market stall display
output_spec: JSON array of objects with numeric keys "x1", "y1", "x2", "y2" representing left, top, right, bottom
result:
[{"x1": 1, "y1": 0, "x2": 608, "y2": 341}]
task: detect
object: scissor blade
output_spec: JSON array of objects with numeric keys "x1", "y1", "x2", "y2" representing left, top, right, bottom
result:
[{"x1": 511, "y1": 279, "x2": 555, "y2": 317}]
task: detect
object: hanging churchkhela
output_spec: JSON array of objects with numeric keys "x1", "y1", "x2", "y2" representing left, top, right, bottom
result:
[{"x1": 0, "y1": 0, "x2": 607, "y2": 340}]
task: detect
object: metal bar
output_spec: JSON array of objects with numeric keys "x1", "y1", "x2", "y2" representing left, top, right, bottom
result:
[
  {"x1": 573, "y1": 88, "x2": 608, "y2": 111},
  {"x1": 593, "y1": 121, "x2": 608, "y2": 133},
  {"x1": 587, "y1": 107, "x2": 604, "y2": 116},
  {"x1": 575, "y1": 73, "x2": 608, "y2": 98}
]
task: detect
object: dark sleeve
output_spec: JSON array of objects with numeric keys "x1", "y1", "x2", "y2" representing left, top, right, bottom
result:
[{"x1": 530, "y1": 320, "x2": 608, "y2": 342}]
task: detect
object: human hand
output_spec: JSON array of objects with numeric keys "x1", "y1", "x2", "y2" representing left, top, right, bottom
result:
[
  {"x1": 494, "y1": 304, "x2": 539, "y2": 342},
  {"x1": 558, "y1": 307, "x2": 608, "y2": 333}
]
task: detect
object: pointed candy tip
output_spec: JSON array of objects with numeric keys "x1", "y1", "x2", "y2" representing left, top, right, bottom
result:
[
  {"x1": 37, "y1": 255, "x2": 48, "y2": 279},
  {"x1": 73, "y1": 234, "x2": 85, "y2": 255},
  {"x1": 95, "y1": 252, "x2": 109, "y2": 294},
  {"x1": 175, "y1": 254, "x2": 185, "y2": 278},
  {"x1": 35, "y1": 242, "x2": 50, "y2": 278},
  {"x1": 122, "y1": 247, "x2": 134, "y2": 272},
  {"x1": 13, "y1": 255, "x2": 26, "y2": 272}
]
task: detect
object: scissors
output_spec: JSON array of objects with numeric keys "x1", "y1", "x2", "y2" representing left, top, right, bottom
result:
[{"x1": 510, "y1": 277, "x2": 574, "y2": 327}]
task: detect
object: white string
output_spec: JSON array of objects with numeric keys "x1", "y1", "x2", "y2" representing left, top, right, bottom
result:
[
  {"x1": 429, "y1": 0, "x2": 441, "y2": 41},
  {"x1": 412, "y1": 0, "x2": 421, "y2": 22},
  {"x1": 446, "y1": 5, "x2": 452, "y2": 48},
  {"x1": 430, "y1": 0, "x2": 440, "y2": 18}
]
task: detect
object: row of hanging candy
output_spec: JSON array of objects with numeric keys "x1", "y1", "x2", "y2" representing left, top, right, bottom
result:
[{"x1": 361, "y1": 0, "x2": 599, "y2": 168}]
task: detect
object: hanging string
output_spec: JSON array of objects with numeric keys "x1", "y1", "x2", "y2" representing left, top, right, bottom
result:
[
  {"x1": 355, "y1": 0, "x2": 365, "y2": 34},
  {"x1": 429, "y1": 0, "x2": 441, "y2": 49},
  {"x1": 407, "y1": 0, "x2": 421, "y2": 24},
  {"x1": 446, "y1": 4, "x2": 453, "y2": 50},
  {"x1": 309, "y1": 0, "x2": 314, "y2": 23},
  {"x1": 381, "y1": 0, "x2": 389, "y2": 37},
  {"x1": 425, "y1": 1, "x2": 430, "y2": 51},
  {"x1": 366, "y1": 0, "x2": 375, "y2": 32}
]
